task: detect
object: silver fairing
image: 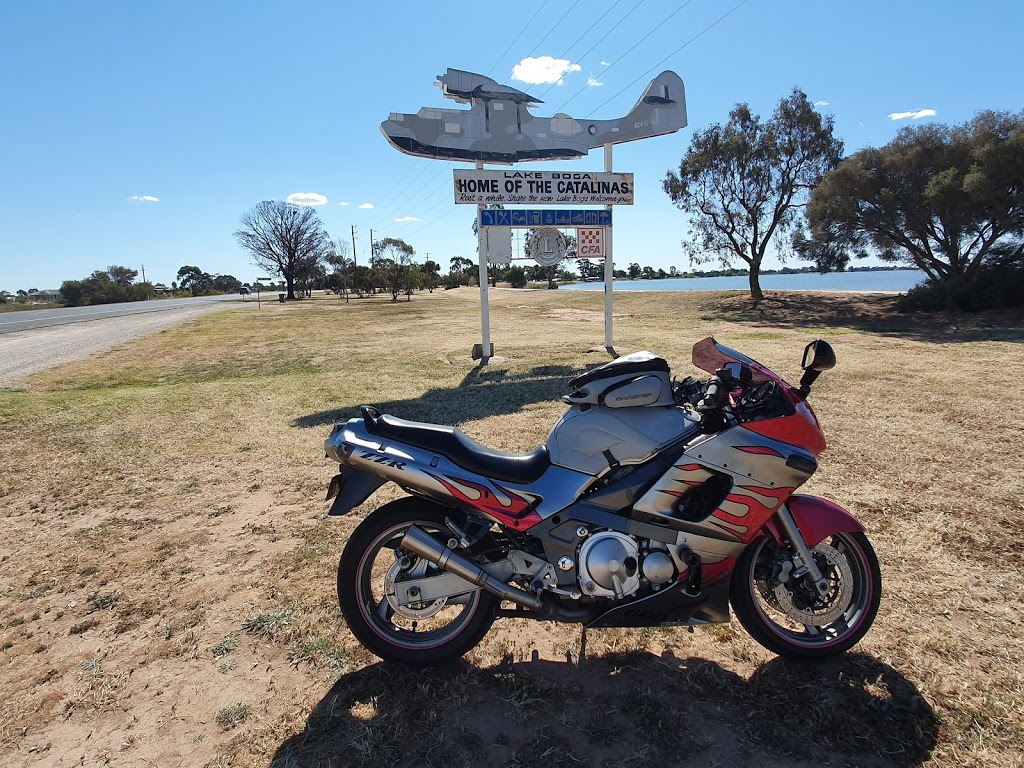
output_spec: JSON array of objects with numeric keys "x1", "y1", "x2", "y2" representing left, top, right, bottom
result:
[
  {"x1": 546, "y1": 404, "x2": 701, "y2": 476},
  {"x1": 632, "y1": 427, "x2": 818, "y2": 562},
  {"x1": 325, "y1": 418, "x2": 592, "y2": 525}
]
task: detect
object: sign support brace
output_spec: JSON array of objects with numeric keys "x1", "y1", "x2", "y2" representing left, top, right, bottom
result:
[
  {"x1": 604, "y1": 143, "x2": 614, "y2": 353},
  {"x1": 474, "y1": 159, "x2": 493, "y2": 362}
]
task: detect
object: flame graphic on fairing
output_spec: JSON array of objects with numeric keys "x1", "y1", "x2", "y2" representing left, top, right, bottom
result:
[{"x1": 426, "y1": 472, "x2": 542, "y2": 530}]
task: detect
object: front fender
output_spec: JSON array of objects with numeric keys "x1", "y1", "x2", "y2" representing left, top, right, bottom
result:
[
  {"x1": 326, "y1": 466, "x2": 386, "y2": 516},
  {"x1": 767, "y1": 494, "x2": 864, "y2": 548}
]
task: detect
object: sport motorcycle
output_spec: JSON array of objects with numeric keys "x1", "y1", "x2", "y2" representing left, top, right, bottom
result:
[{"x1": 323, "y1": 337, "x2": 881, "y2": 665}]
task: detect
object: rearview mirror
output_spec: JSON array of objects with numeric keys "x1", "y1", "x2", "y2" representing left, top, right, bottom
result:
[
  {"x1": 801, "y1": 340, "x2": 836, "y2": 372},
  {"x1": 799, "y1": 340, "x2": 836, "y2": 394}
]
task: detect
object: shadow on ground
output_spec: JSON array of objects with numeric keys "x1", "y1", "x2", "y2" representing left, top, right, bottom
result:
[
  {"x1": 293, "y1": 364, "x2": 598, "y2": 430},
  {"x1": 271, "y1": 650, "x2": 937, "y2": 768},
  {"x1": 704, "y1": 292, "x2": 1024, "y2": 344}
]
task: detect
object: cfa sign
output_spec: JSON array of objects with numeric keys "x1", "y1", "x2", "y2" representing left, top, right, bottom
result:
[
  {"x1": 577, "y1": 228, "x2": 605, "y2": 258},
  {"x1": 454, "y1": 170, "x2": 634, "y2": 205}
]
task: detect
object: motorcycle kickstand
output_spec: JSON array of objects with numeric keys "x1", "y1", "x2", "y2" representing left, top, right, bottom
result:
[{"x1": 576, "y1": 626, "x2": 587, "y2": 668}]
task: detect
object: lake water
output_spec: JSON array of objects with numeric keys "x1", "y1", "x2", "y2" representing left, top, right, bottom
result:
[{"x1": 560, "y1": 270, "x2": 927, "y2": 293}]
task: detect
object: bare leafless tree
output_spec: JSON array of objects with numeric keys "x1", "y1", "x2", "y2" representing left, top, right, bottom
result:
[{"x1": 233, "y1": 201, "x2": 332, "y2": 300}]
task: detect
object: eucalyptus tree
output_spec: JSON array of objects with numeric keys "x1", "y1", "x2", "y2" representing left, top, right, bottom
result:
[
  {"x1": 664, "y1": 89, "x2": 843, "y2": 300},
  {"x1": 372, "y1": 237, "x2": 416, "y2": 301},
  {"x1": 799, "y1": 110, "x2": 1024, "y2": 284}
]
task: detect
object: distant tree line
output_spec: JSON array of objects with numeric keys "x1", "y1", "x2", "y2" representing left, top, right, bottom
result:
[
  {"x1": 61, "y1": 266, "x2": 155, "y2": 306},
  {"x1": 175, "y1": 266, "x2": 242, "y2": 296}
]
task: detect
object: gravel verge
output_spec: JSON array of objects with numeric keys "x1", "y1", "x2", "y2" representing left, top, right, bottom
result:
[{"x1": 0, "y1": 302, "x2": 250, "y2": 386}]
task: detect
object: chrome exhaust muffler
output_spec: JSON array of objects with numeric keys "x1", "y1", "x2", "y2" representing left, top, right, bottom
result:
[{"x1": 401, "y1": 525, "x2": 544, "y2": 611}]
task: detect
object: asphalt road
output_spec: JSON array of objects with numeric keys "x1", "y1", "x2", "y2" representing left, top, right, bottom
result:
[
  {"x1": 0, "y1": 296, "x2": 262, "y2": 386},
  {"x1": 0, "y1": 294, "x2": 249, "y2": 334}
]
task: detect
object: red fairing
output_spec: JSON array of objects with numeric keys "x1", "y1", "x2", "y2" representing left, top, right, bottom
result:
[
  {"x1": 742, "y1": 393, "x2": 826, "y2": 456},
  {"x1": 765, "y1": 494, "x2": 864, "y2": 548},
  {"x1": 426, "y1": 472, "x2": 542, "y2": 530}
]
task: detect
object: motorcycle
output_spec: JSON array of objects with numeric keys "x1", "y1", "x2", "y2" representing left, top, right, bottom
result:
[{"x1": 324, "y1": 337, "x2": 881, "y2": 665}]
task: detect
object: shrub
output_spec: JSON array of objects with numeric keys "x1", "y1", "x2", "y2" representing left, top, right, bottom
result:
[
  {"x1": 897, "y1": 266, "x2": 1024, "y2": 312},
  {"x1": 506, "y1": 266, "x2": 527, "y2": 288}
]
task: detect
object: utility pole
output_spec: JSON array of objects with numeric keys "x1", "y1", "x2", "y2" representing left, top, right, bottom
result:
[
  {"x1": 351, "y1": 225, "x2": 358, "y2": 269},
  {"x1": 141, "y1": 264, "x2": 146, "y2": 283},
  {"x1": 369, "y1": 229, "x2": 376, "y2": 266}
]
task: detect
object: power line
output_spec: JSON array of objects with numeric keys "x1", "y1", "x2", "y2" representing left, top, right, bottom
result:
[
  {"x1": 486, "y1": 0, "x2": 551, "y2": 77},
  {"x1": 554, "y1": 0, "x2": 626, "y2": 64},
  {"x1": 584, "y1": 0, "x2": 754, "y2": 118},
  {"x1": 520, "y1": 0, "x2": 585, "y2": 67},
  {"x1": 535, "y1": 0, "x2": 647, "y2": 102},
  {"x1": 373, "y1": 160, "x2": 462, "y2": 224},
  {"x1": 549, "y1": 0, "x2": 696, "y2": 114}
]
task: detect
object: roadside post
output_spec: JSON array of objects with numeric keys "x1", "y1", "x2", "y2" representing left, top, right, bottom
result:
[{"x1": 256, "y1": 278, "x2": 274, "y2": 309}]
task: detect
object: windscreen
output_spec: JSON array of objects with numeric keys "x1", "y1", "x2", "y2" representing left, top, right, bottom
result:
[{"x1": 690, "y1": 337, "x2": 785, "y2": 385}]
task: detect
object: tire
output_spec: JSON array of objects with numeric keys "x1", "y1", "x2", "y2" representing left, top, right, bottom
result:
[
  {"x1": 730, "y1": 531, "x2": 881, "y2": 660},
  {"x1": 337, "y1": 497, "x2": 498, "y2": 666}
]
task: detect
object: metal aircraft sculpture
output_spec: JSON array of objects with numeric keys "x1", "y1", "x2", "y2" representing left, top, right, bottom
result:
[{"x1": 381, "y1": 68, "x2": 687, "y2": 164}]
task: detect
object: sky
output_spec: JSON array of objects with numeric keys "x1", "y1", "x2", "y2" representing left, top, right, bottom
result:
[{"x1": 2, "y1": 0, "x2": 1022, "y2": 293}]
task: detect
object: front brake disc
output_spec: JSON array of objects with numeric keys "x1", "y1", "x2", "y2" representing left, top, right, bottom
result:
[{"x1": 772, "y1": 543, "x2": 853, "y2": 626}]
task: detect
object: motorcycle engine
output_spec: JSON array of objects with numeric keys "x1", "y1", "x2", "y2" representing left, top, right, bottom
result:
[{"x1": 578, "y1": 532, "x2": 643, "y2": 598}]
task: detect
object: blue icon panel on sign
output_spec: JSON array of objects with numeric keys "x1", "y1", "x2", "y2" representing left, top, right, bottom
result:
[{"x1": 479, "y1": 209, "x2": 612, "y2": 227}]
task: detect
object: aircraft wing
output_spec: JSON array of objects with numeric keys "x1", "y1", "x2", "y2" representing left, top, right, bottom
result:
[{"x1": 437, "y1": 68, "x2": 543, "y2": 105}]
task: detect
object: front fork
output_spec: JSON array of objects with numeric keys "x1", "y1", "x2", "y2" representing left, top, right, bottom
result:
[{"x1": 774, "y1": 506, "x2": 831, "y2": 599}]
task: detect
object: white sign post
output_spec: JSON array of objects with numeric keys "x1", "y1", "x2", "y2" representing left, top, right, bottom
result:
[{"x1": 603, "y1": 145, "x2": 614, "y2": 351}]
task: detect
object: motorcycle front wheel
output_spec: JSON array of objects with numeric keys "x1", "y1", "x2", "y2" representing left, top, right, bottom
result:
[
  {"x1": 337, "y1": 497, "x2": 498, "y2": 666},
  {"x1": 730, "y1": 531, "x2": 881, "y2": 660}
]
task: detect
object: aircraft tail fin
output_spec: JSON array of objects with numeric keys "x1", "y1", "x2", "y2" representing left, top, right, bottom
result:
[{"x1": 623, "y1": 71, "x2": 688, "y2": 137}]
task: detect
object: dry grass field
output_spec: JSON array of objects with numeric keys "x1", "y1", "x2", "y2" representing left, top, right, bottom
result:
[{"x1": 1, "y1": 287, "x2": 1022, "y2": 767}]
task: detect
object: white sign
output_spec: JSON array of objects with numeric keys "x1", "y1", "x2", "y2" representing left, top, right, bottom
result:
[
  {"x1": 577, "y1": 228, "x2": 605, "y2": 258},
  {"x1": 485, "y1": 227, "x2": 512, "y2": 266},
  {"x1": 454, "y1": 170, "x2": 634, "y2": 205}
]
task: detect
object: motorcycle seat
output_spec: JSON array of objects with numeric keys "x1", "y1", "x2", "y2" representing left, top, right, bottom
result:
[{"x1": 363, "y1": 408, "x2": 550, "y2": 485}]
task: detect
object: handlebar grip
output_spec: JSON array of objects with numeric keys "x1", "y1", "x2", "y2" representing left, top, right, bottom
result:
[{"x1": 701, "y1": 377, "x2": 724, "y2": 410}]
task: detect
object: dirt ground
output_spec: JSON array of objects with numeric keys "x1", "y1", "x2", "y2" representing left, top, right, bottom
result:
[{"x1": 1, "y1": 288, "x2": 1022, "y2": 767}]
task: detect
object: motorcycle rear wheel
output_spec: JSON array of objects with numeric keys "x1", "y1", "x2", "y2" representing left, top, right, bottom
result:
[
  {"x1": 337, "y1": 497, "x2": 498, "y2": 666},
  {"x1": 730, "y1": 531, "x2": 881, "y2": 660}
]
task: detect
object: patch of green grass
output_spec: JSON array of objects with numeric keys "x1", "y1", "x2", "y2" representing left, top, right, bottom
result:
[
  {"x1": 211, "y1": 635, "x2": 239, "y2": 659},
  {"x1": 215, "y1": 702, "x2": 250, "y2": 730},
  {"x1": 242, "y1": 609, "x2": 293, "y2": 639},
  {"x1": 69, "y1": 619, "x2": 99, "y2": 635},
  {"x1": 291, "y1": 636, "x2": 351, "y2": 676}
]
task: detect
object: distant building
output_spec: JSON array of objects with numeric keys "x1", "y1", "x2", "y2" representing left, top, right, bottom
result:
[{"x1": 27, "y1": 289, "x2": 63, "y2": 303}]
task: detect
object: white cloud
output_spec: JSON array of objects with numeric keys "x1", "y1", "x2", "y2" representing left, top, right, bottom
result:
[
  {"x1": 129, "y1": 195, "x2": 159, "y2": 202},
  {"x1": 888, "y1": 109, "x2": 936, "y2": 121},
  {"x1": 358, "y1": 203, "x2": 374, "y2": 209},
  {"x1": 587, "y1": 77, "x2": 604, "y2": 88},
  {"x1": 814, "y1": 100, "x2": 829, "y2": 107},
  {"x1": 511, "y1": 56, "x2": 581, "y2": 85},
  {"x1": 338, "y1": 201, "x2": 350, "y2": 206},
  {"x1": 286, "y1": 192, "x2": 328, "y2": 206},
  {"x1": 395, "y1": 216, "x2": 421, "y2": 222},
  {"x1": 600, "y1": 60, "x2": 611, "y2": 66}
]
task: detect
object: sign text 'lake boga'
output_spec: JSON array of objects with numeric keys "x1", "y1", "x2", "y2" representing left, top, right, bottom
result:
[{"x1": 454, "y1": 170, "x2": 633, "y2": 205}]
